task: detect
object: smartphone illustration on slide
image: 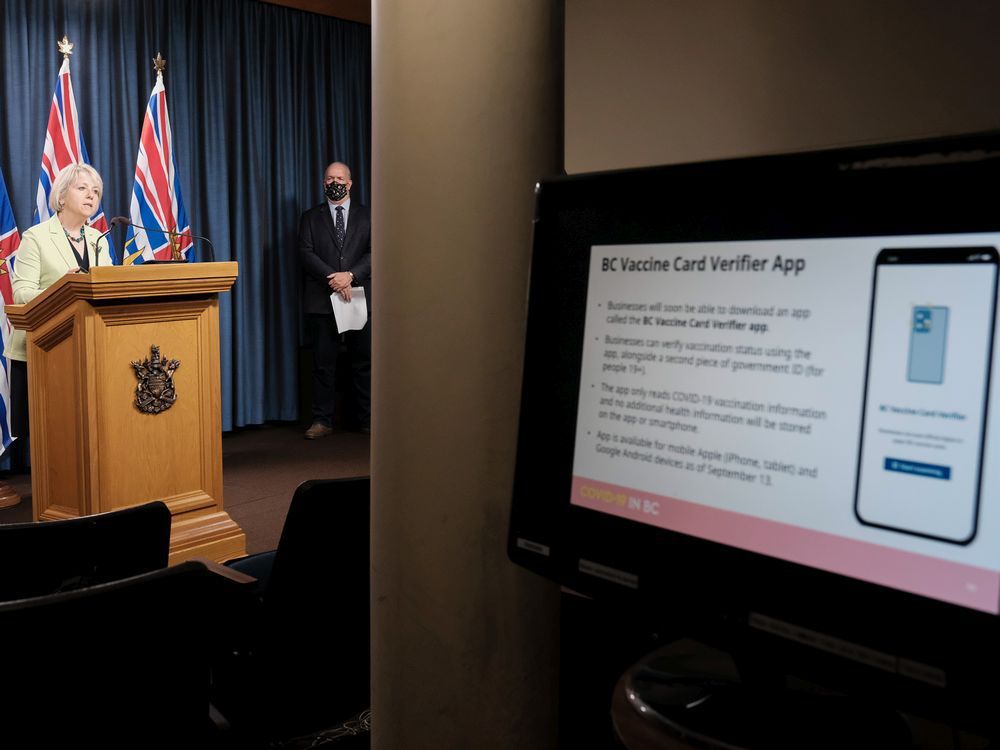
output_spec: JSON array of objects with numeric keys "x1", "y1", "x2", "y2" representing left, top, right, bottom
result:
[{"x1": 854, "y1": 247, "x2": 998, "y2": 544}]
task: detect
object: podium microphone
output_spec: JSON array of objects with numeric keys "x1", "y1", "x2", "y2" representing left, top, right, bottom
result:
[
  {"x1": 94, "y1": 215, "x2": 130, "y2": 262},
  {"x1": 124, "y1": 219, "x2": 215, "y2": 261}
]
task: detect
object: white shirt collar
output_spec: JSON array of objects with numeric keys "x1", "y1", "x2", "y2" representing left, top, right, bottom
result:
[{"x1": 328, "y1": 197, "x2": 351, "y2": 214}]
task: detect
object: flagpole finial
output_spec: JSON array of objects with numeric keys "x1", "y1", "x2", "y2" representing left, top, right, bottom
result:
[
  {"x1": 153, "y1": 53, "x2": 166, "y2": 78},
  {"x1": 58, "y1": 36, "x2": 74, "y2": 59}
]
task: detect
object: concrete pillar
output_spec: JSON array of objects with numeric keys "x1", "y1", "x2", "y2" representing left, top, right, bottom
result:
[{"x1": 371, "y1": 1, "x2": 563, "y2": 748}]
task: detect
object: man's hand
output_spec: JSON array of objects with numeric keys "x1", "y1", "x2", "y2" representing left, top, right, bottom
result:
[{"x1": 327, "y1": 271, "x2": 354, "y2": 302}]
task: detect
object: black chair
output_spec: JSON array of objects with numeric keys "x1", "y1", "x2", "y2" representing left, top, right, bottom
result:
[
  {"x1": 0, "y1": 501, "x2": 172, "y2": 601},
  {"x1": 0, "y1": 559, "x2": 257, "y2": 749},
  {"x1": 218, "y1": 477, "x2": 371, "y2": 743}
]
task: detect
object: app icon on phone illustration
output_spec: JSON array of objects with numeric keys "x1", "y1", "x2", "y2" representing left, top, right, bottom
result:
[{"x1": 908, "y1": 306, "x2": 948, "y2": 384}]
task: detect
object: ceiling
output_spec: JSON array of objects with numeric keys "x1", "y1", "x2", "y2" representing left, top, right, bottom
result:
[{"x1": 261, "y1": 0, "x2": 370, "y2": 25}]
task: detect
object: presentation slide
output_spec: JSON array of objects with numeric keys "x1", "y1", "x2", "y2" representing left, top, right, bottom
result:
[{"x1": 571, "y1": 235, "x2": 1000, "y2": 613}]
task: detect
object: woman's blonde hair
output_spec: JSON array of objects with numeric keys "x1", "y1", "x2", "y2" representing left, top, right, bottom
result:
[{"x1": 49, "y1": 163, "x2": 103, "y2": 214}]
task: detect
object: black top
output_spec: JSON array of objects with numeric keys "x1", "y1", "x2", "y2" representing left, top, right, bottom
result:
[
  {"x1": 297, "y1": 202, "x2": 372, "y2": 316},
  {"x1": 69, "y1": 239, "x2": 90, "y2": 272}
]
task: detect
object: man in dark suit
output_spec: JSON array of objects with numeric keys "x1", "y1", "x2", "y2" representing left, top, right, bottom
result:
[{"x1": 299, "y1": 161, "x2": 371, "y2": 438}]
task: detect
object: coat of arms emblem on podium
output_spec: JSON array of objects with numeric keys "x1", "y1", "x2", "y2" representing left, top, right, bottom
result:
[{"x1": 131, "y1": 345, "x2": 181, "y2": 414}]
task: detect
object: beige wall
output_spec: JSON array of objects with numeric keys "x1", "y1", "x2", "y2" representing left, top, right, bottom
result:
[
  {"x1": 566, "y1": 0, "x2": 1000, "y2": 172},
  {"x1": 371, "y1": 1, "x2": 562, "y2": 747},
  {"x1": 366, "y1": 3, "x2": 1000, "y2": 745}
]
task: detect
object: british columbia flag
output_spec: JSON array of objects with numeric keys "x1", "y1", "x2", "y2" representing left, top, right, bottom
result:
[
  {"x1": 0, "y1": 167, "x2": 20, "y2": 456},
  {"x1": 124, "y1": 73, "x2": 193, "y2": 264},
  {"x1": 34, "y1": 57, "x2": 117, "y2": 263}
]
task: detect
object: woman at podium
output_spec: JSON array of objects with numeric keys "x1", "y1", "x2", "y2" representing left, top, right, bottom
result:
[{"x1": 4, "y1": 163, "x2": 113, "y2": 470}]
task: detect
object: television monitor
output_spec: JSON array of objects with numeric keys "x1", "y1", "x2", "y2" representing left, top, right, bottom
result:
[{"x1": 508, "y1": 132, "x2": 1000, "y2": 742}]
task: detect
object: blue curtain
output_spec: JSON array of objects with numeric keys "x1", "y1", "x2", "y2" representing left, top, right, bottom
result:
[{"x1": 0, "y1": 0, "x2": 371, "y2": 430}]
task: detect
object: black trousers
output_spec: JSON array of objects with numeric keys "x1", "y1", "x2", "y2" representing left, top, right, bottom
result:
[{"x1": 308, "y1": 313, "x2": 371, "y2": 428}]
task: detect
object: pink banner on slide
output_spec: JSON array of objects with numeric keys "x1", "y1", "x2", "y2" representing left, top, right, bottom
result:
[{"x1": 571, "y1": 475, "x2": 1000, "y2": 613}]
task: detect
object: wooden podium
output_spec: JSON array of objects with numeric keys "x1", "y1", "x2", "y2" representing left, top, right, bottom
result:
[{"x1": 5, "y1": 262, "x2": 246, "y2": 563}]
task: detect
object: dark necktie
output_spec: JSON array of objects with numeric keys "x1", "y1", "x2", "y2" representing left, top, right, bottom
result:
[{"x1": 335, "y1": 206, "x2": 345, "y2": 250}]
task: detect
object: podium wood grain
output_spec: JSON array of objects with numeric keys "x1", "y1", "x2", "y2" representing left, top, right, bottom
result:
[{"x1": 5, "y1": 263, "x2": 246, "y2": 563}]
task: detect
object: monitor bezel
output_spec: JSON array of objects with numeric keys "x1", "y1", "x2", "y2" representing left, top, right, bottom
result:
[{"x1": 509, "y1": 131, "x2": 1000, "y2": 723}]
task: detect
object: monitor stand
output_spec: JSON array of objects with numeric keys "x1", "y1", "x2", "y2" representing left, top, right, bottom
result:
[{"x1": 611, "y1": 639, "x2": 911, "y2": 750}]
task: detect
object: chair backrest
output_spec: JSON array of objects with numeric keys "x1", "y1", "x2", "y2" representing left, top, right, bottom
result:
[
  {"x1": 0, "y1": 501, "x2": 172, "y2": 602},
  {"x1": 0, "y1": 559, "x2": 255, "y2": 747},
  {"x1": 258, "y1": 476, "x2": 371, "y2": 732}
]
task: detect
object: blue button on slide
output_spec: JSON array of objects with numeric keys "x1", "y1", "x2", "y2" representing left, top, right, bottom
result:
[{"x1": 884, "y1": 457, "x2": 951, "y2": 480}]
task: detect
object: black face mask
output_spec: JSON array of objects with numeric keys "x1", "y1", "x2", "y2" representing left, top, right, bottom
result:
[{"x1": 325, "y1": 181, "x2": 348, "y2": 202}]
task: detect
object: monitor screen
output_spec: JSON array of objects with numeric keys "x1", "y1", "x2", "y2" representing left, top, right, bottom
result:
[
  {"x1": 571, "y1": 237, "x2": 999, "y2": 612},
  {"x1": 508, "y1": 132, "x2": 1000, "y2": 722}
]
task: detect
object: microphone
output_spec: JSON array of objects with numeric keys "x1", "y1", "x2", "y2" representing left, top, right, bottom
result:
[
  {"x1": 93, "y1": 215, "x2": 130, "y2": 264},
  {"x1": 123, "y1": 219, "x2": 215, "y2": 261}
]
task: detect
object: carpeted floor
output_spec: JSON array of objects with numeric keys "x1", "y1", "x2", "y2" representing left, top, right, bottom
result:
[{"x1": 0, "y1": 422, "x2": 371, "y2": 555}]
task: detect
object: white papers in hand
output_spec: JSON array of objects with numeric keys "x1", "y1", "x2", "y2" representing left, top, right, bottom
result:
[{"x1": 330, "y1": 287, "x2": 368, "y2": 331}]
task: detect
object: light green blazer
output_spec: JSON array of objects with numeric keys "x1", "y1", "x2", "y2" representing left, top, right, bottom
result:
[{"x1": 5, "y1": 214, "x2": 112, "y2": 361}]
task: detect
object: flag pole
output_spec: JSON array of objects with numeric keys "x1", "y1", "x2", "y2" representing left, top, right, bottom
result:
[
  {"x1": 151, "y1": 53, "x2": 184, "y2": 263},
  {"x1": 58, "y1": 34, "x2": 74, "y2": 59},
  {"x1": 0, "y1": 163, "x2": 21, "y2": 507}
]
